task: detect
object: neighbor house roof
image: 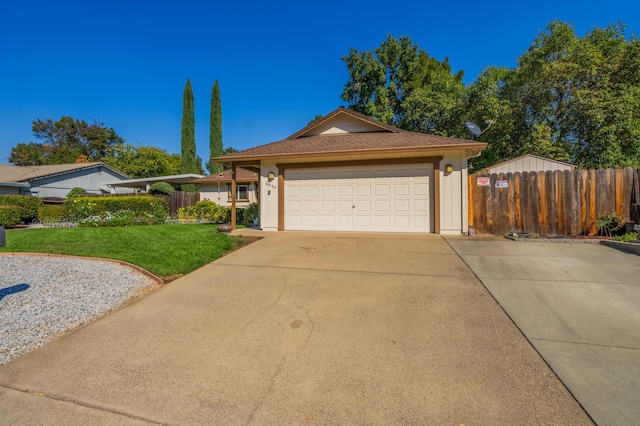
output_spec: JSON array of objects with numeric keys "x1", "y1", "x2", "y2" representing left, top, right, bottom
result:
[
  {"x1": 212, "y1": 107, "x2": 486, "y2": 163},
  {"x1": 191, "y1": 168, "x2": 258, "y2": 184},
  {"x1": 0, "y1": 162, "x2": 130, "y2": 183},
  {"x1": 103, "y1": 174, "x2": 206, "y2": 189},
  {"x1": 477, "y1": 154, "x2": 576, "y2": 174}
]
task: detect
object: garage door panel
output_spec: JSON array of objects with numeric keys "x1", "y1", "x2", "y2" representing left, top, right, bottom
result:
[
  {"x1": 285, "y1": 164, "x2": 433, "y2": 232},
  {"x1": 414, "y1": 199, "x2": 429, "y2": 212},
  {"x1": 356, "y1": 200, "x2": 371, "y2": 211},
  {"x1": 321, "y1": 200, "x2": 335, "y2": 211},
  {"x1": 356, "y1": 215, "x2": 371, "y2": 227},
  {"x1": 338, "y1": 200, "x2": 353, "y2": 211},
  {"x1": 375, "y1": 200, "x2": 390, "y2": 212},
  {"x1": 288, "y1": 186, "x2": 303, "y2": 198},
  {"x1": 338, "y1": 185, "x2": 353, "y2": 196},
  {"x1": 414, "y1": 182, "x2": 429, "y2": 196},
  {"x1": 322, "y1": 185, "x2": 335, "y2": 197},
  {"x1": 356, "y1": 185, "x2": 371, "y2": 196},
  {"x1": 393, "y1": 184, "x2": 409, "y2": 196},
  {"x1": 394, "y1": 200, "x2": 410, "y2": 212},
  {"x1": 338, "y1": 215, "x2": 353, "y2": 227},
  {"x1": 375, "y1": 184, "x2": 390, "y2": 196}
]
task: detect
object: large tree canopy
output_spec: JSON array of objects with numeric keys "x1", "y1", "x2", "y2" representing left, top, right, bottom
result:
[
  {"x1": 467, "y1": 21, "x2": 640, "y2": 171},
  {"x1": 341, "y1": 34, "x2": 466, "y2": 136},
  {"x1": 102, "y1": 144, "x2": 181, "y2": 179},
  {"x1": 9, "y1": 117, "x2": 123, "y2": 166},
  {"x1": 343, "y1": 26, "x2": 640, "y2": 172}
]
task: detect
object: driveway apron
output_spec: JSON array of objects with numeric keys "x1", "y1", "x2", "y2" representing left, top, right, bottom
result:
[
  {"x1": 446, "y1": 236, "x2": 640, "y2": 426},
  {"x1": 0, "y1": 232, "x2": 591, "y2": 425}
]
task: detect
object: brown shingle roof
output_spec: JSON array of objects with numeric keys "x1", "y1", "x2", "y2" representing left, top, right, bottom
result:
[
  {"x1": 213, "y1": 107, "x2": 485, "y2": 162},
  {"x1": 219, "y1": 132, "x2": 484, "y2": 160},
  {"x1": 192, "y1": 167, "x2": 258, "y2": 183}
]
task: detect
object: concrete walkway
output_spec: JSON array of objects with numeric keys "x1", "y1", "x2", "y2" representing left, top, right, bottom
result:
[
  {"x1": 0, "y1": 232, "x2": 591, "y2": 425},
  {"x1": 446, "y1": 236, "x2": 640, "y2": 426}
]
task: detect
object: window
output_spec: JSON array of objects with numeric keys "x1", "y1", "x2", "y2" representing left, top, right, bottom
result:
[{"x1": 227, "y1": 184, "x2": 248, "y2": 201}]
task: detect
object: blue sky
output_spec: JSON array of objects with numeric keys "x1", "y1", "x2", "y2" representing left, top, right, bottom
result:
[{"x1": 1, "y1": 0, "x2": 638, "y2": 167}]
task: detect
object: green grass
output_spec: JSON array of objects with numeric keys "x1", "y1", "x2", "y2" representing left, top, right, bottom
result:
[{"x1": 0, "y1": 225, "x2": 241, "y2": 277}]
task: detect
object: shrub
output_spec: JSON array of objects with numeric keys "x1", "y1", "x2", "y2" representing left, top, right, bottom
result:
[
  {"x1": 149, "y1": 182, "x2": 175, "y2": 195},
  {"x1": 64, "y1": 196, "x2": 168, "y2": 224},
  {"x1": 66, "y1": 187, "x2": 87, "y2": 199},
  {"x1": 0, "y1": 206, "x2": 22, "y2": 228},
  {"x1": 0, "y1": 195, "x2": 43, "y2": 222},
  {"x1": 595, "y1": 212, "x2": 625, "y2": 237},
  {"x1": 243, "y1": 203, "x2": 258, "y2": 224},
  {"x1": 178, "y1": 200, "x2": 228, "y2": 223},
  {"x1": 613, "y1": 232, "x2": 638, "y2": 242},
  {"x1": 38, "y1": 205, "x2": 66, "y2": 221}
]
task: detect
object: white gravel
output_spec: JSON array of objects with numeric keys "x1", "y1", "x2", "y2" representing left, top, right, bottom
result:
[{"x1": 0, "y1": 255, "x2": 161, "y2": 366}]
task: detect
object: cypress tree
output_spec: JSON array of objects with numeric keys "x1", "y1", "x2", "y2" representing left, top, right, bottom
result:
[
  {"x1": 208, "y1": 80, "x2": 223, "y2": 174},
  {"x1": 180, "y1": 78, "x2": 197, "y2": 192}
]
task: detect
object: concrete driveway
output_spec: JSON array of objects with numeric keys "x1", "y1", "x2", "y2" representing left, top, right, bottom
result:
[
  {"x1": 0, "y1": 232, "x2": 591, "y2": 425},
  {"x1": 446, "y1": 236, "x2": 640, "y2": 426}
]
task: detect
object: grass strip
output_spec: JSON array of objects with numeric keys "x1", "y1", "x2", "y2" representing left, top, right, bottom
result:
[{"x1": 0, "y1": 224, "x2": 239, "y2": 277}]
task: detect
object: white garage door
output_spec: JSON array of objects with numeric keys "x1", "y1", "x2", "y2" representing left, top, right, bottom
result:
[{"x1": 285, "y1": 164, "x2": 434, "y2": 232}]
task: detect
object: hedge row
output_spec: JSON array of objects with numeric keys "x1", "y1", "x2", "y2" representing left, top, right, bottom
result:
[
  {"x1": 63, "y1": 196, "x2": 169, "y2": 224},
  {"x1": 0, "y1": 195, "x2": 44, "y2": 225},
  {"x1": 177, "y1": 201, "x2": 258, "y2": 225}
]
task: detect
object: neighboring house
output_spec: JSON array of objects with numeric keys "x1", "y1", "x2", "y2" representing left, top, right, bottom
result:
[
  {"x1": 478, "y1": 154, "x2": 576, "y2": 175},
  {"x1": 212, "y1": 107, "x2": 486, "y2": 234},
  {"x1": 0, "y1": 162, "x2": 133, "y2": 198},
  {"x1": 192, "y1": 168, "x2": 258, "y2": 207}
]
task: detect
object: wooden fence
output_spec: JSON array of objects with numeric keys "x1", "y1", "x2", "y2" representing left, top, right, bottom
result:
[
  {"x1": 153, "y1": 191, "x2": 199, "y2": 217},
  {"x1": 469, "y1": 168, "x2": 640, "y2": 236}
]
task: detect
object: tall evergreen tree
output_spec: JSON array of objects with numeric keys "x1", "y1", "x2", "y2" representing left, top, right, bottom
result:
[
  {"x1": 180, "y1": 78, "x2": 197, "y2": 191},
  {"x1": 207, "y1": 80, "x2": 223, "y2": 174}
]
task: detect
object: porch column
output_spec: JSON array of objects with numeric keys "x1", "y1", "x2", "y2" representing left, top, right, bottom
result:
[{"x1": 231, "y1": 164, "x2": 237, "y2": 230}]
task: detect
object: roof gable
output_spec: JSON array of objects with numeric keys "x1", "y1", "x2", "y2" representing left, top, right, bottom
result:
[
  {"x1": 286, "y1": 107, "x2": 402, "y2": 140},
  {"x1": 481, "y1": 154, "x2": 576, "y2": 173}
]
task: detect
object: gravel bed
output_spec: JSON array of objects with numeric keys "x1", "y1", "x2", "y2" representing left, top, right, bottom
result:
[{"x1": 0, "y1": 255, "x2": 161, "y2": 366}]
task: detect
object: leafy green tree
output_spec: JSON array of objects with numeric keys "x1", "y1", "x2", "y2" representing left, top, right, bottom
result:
[
  {"x1": 207, "y1": 80, "x2": 224, "y2": 174},
  {"x1": 66, "y1": 187, "x2": 87, "y2": 199},
  {"x1": 341, "y1": 34, "x2": 465, "y2": 134},
  {"x1": 467, "y1": 21, "x2": 640, "y2": 171},
  {"x1": 149, "y1": 182, "x2": 175, "y2": 195},
  {"x1": 103, "y1": 144, "x2": 181, "y2": 179},
  {"x1": 180, "y1": 78, "x2": 197, "y2": 191},
  {"x1": 9, "y1": 117, "x2": 123, "y2": 165}
]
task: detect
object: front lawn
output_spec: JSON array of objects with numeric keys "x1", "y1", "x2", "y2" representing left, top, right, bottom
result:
[{"x1": 0, "y1": 225, "x2": 243, "y2": 277}]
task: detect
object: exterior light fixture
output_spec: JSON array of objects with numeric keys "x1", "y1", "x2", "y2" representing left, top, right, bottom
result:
[
  {"x1": 268, "y1": 171, "x2": 275, "y2": 181},
  {"x1": 445, "y1": 164, "x2": 453, "y2": 174}
]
